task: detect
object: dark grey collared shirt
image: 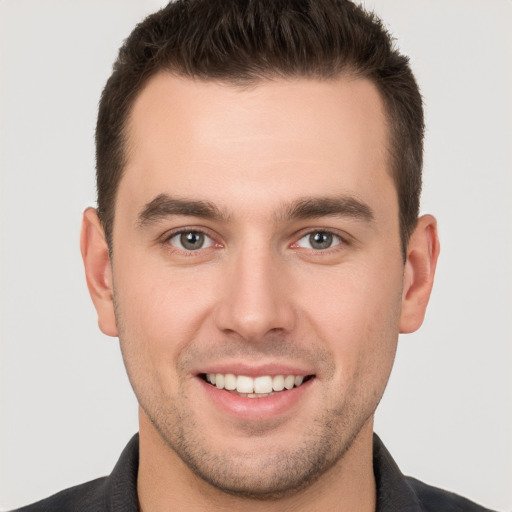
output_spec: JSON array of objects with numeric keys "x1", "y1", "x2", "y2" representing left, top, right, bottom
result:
[{"x1": 15, "y1": 434, "x2": 496, "y2": 511}]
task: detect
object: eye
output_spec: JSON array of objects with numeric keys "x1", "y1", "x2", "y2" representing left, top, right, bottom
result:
[
  {"x1": 295, "y1": 231, "x2": 342, "y2": 250},
  {"x1": 168, "y1": 231, "x2": 214, "y2": 251}
]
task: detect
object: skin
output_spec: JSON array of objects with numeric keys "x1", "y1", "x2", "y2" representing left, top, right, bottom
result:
[{"x1": 81, "y1": 74, "x2": 439, "y2": 511}]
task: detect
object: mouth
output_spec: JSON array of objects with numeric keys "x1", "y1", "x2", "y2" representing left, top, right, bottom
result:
[{"x1": 199, "y1": 372, "x2": 314, "y2": 398}]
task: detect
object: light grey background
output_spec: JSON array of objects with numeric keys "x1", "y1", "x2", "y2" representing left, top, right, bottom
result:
[{"x1": 1, "y1": 1, "x2": 510, "y2": 510}]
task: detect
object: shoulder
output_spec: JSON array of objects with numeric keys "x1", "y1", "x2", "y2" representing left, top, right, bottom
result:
[
  {"x1": 12, "y1": 434, "x2": 140, "y2": 512},
  {"x1": 406, "y1": 477, "x2": 498, "y2": 512},
  {"x1": 12, "y1": 477, "x2": 109, "y2": 512}
]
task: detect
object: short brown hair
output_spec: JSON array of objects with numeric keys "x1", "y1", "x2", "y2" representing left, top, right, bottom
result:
[{"x1": 96, "y1": 0, "x2": 423, "y2": 256}]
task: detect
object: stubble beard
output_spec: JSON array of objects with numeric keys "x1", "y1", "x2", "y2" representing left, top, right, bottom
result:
[
  {"x1": 135, "y1": 377, "x2": 377, "y2": 501},
  {"x1": 114, "y1": 297, "x2": 395, "y2": 501}
]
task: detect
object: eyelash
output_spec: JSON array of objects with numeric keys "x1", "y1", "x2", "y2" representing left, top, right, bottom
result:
[
  {"x1": 163, "y1": 228, "x2": 220, "y2": 254},
  {"x1": 161, "y1": 228, "x2": 349, "y2": 255},
  {"x1": 292, "y1": 230, "x2": 346, "y2": 252}
]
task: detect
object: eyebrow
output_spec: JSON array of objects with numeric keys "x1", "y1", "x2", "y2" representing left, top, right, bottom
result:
[
  {"x1": 137, "y1": 194, "x2": 229, "y2": 227},
  {"x1": 281, "y1": 196, "x2": 374, "y2": 223},
  {"x1": 137, "y1": 193, "x2": 374, "y2": 228}
]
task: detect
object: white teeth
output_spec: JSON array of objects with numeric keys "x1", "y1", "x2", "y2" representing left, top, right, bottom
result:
[
  {"x1": 207, "y1": 373, "x2": 309, "y2": 393},
  {"x1": 254, "y1": 376, "x2": 273, "y2": 394},
  {"x1": 272, "y1": 375, "x2": 285, "y2": 391},
  {"x1": 284, "y1": 375, "x2": 295, "y2": 390},
  {"x1": 224, "y1": 373, "x2": 237, "y2": 391},
  {"x1": 236, "y1": 375, "x2": 254, "y2": 393}
]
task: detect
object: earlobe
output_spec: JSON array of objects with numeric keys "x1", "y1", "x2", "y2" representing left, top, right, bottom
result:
[
  {"x1": 399, "y1": 214, "x2": 440, "y2": 334},
  {"x1": 80, "y1": 208, "x2": 118, "y2": 337}
]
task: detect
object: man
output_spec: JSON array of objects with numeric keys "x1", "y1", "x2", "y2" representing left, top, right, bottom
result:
[{"x1": 14, "y1": 1, "x2": 498, "y2": 510}]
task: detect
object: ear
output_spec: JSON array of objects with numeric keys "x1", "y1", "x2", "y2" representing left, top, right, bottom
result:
[
  {"x1": 80, "y1": 208, "x2": 118, "y2": 337},
  {"x1": 399, "y1": 214, "x2": 440, "y2": 334}
]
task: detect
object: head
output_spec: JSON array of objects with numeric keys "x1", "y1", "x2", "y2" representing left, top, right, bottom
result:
[
  {"x1": 96, "y1": 0, "x2": 423, "y2": 258},
  {"x1": 82, "y1": 0, "x2": 439, "y2": 505}
]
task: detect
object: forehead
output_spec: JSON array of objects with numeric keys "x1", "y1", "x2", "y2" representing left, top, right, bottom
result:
[{"x1": 119, "y1": 73, "x2": 394, "y2": 218}]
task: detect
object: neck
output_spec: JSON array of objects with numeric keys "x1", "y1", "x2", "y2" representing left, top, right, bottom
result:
[{"x1": 137, "y1": 409, "x2": 376, "y2": 512}]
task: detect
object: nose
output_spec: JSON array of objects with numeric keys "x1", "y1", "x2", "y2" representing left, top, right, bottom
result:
[{"x1": 214, "y1": 246, "x2": 296, "y2": 342}]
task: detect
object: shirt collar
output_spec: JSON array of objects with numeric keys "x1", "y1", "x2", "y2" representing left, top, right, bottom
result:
[{"x1": 373, "y1": 433, "x2": 422, "y2": 512}]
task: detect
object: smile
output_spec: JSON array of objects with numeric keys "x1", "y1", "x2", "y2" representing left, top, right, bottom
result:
[{"x1": 202, "y1": 373, "x2": 312, "y2": 398}]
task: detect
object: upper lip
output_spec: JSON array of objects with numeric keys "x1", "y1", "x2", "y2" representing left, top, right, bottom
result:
[{"x1": 194, "y1": 362, "x2": 314, "y2": 378}]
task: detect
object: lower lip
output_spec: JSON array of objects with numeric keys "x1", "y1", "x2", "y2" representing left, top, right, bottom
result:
[{"x1": 197, "y1": 376, "x2": 314, "y2": 421}]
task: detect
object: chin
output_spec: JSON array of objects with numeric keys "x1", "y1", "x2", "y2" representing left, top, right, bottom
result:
[{"x1": 145, "y1": 398, "x2": 372, "y2": 501}]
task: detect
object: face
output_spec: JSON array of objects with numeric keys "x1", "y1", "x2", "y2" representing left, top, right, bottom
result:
[{"x1": 105, "y1": 74, "x2": 408, "y2": 497}]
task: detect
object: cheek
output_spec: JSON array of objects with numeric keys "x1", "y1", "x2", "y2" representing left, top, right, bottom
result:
[
  {"x1": 295, "y1": 260, "x2": 402, "y2": 379},
  {"x1": 113, "y1": 259, "x2": 218, "y2": 359},
  {"x1": 297, "y1": 257, "x2": 402, "y2": 327}
]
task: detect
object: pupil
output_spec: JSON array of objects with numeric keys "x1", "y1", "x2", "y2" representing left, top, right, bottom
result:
[
  {"x1": 310, "y1": 232, "x2": 332, "y2": 249},
  {"x1": 181, "y1": 232, "x2": 204, "y2": 250}
]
